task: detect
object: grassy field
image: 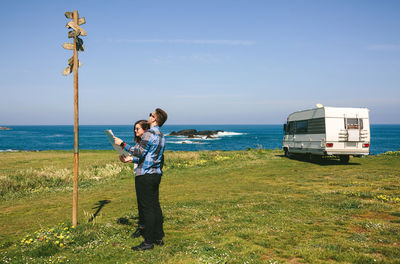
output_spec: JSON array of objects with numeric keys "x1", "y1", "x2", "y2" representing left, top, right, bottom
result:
[{"x1": 0, "y1": 149, "x2": 399, "y2": 263}]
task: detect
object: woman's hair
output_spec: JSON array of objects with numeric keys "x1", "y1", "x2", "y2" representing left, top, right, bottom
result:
[{"x1": 134, "y1": 120, "x2": 150, "y2": 143}]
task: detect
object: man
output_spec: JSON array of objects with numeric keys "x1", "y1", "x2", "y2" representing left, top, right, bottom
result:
[{"x1": 114, "y1": 108, "x2": 168, "y2": 251}]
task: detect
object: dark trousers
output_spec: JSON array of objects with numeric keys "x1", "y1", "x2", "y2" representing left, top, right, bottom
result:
[
  {"x1": 135, "y1": 173, "x2": 164, "y2": 243},
  {"x1": 135, "y1": 177, "x2": 145, "y2": 228}
]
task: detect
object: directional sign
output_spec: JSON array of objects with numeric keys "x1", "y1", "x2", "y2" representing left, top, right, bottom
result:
[
  {"x1": 62, "y1": 43, "x2": 74, "y2": 50},
  {"x1": 66, "y1": 21, "x2": 87, "y2": 36},
  {"x1": 78, "y1": 17, "x2": 86, "y2": 26},
  {"x1": 68, "y1": 56, "x2": 82, "y2": 67},
  {"x1": 68, "y1": 30, "x2": 81, "y2": 38},
  {"x1": 76, "y1": 37, "x2": 84, "y2": 51},
  {"x1": 65, "y1": 12, "x2": 73, "y2": 19},
  {"x1": 62, "y1": 66, "x2": 72, "y2": 76}
]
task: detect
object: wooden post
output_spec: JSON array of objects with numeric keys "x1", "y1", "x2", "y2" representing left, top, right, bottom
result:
[
  {"x1": 72, "y1": 10, "x2": 79, "y2": 228},
  {"x1": 63, "y1": 10, "x2": 86, "y2": 227}
]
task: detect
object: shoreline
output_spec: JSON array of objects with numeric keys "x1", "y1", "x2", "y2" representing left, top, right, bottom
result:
[{"x1": 1, "y1": 148, "x2": 396, "y2": 156}]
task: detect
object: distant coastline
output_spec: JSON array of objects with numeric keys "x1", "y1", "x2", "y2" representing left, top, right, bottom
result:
[{"x1": 0, "y1": 127, "x2": 11, "y2": 130}]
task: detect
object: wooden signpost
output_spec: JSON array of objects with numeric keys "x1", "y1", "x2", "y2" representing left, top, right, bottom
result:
[{"x1": 62, "y1": 10, "x2": 86, "y2": 227}]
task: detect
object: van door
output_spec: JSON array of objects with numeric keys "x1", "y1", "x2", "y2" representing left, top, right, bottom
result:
[{"x1": 346, "y1": 118, "x2": 361, "y2": 142}]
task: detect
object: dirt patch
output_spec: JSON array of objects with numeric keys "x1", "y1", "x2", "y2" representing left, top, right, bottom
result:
[
  {"x1": 288, "y1": 257, "x2": 303, "y2": 264},
  {"x1": 353, "y1": 211, "x2": 397, "y2": 221},
  {"x1": 350, "y1": 225, "x2": 369, "y2": 233},
  {"x1": 260, "y1": 249, "x2": 276, "y2": 261}
]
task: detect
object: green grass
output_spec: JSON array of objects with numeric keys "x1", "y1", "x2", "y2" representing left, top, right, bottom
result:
[{"x1": 1, "y1": 149, "x2": 400, "y2": 263}]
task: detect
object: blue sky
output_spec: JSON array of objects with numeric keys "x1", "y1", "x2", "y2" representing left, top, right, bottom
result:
[{"x1": 0, "y1": 0, "x2": 399, "y2": 125}]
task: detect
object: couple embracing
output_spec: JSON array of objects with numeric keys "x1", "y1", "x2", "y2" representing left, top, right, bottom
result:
[{"x1": 113, "y1": 108, "x2": 168, "y2": 251}]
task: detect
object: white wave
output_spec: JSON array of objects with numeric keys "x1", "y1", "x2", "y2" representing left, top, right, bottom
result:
[
  {"x1": 167, "y1": 140, "x2": 207, "y2": 144},
  {"x1": 45, "y1": 134, "x2": 64, "y2": 138},
  {"x1": 0, "y1": 149, "x2": 19, "y2": 152},
  {"x1": 180, "y1": 135, "x2": 220, "y2": 140},
  {"x1": 166, "y1": 131, "x2": 244, "y2": 139},
  {"x1": 215, "y1": 131, "x2": 246, "y2": 137}
]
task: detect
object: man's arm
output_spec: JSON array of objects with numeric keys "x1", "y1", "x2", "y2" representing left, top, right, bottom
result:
[
  {"x1": 113, "y1": 137, "x2": 141, "y2": 163},
  {"x1": 119, "y1": 155, "x2": 139, "y2": 163},
  {"x1": 123, "y1": 132, "x2": 152, "y2": 159},
  {"x1": 114, "y1": 136, "x2": 123, "y2": 146}
]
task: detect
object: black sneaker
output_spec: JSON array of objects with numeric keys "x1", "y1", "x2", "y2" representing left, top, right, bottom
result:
[
  {"x1": 131, "y1": 227, "x2": 143, "y2": 238},
  {"x1": 154, "y1": 239, "x2": 164, "y2": 246},
  {"x1": 131, "y1": 242, "x2": 154, "y2": 251}
]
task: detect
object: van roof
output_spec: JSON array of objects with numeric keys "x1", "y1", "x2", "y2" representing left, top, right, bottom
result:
[{"x1": 287, "y1": 106, "x2": 370, "y2": 121}]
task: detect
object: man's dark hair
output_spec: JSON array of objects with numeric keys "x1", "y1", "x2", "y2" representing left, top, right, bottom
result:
[{"x1": 155, "y1": 108, "x2": 168, "y2": 127}]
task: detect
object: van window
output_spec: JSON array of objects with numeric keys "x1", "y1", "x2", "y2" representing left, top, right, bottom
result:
[
  {"x1": 288, "y1": 121, "x2": 295, "y2": 134},
  {"x1": 295, "y1": 120, "x2": 308, "y2": 134},
  {"x1": 308, "y1": 118, "x2": 325, "y2": 134},
  {"x1": 346, "y1": 118, "x2": 363, "y2": 129}
]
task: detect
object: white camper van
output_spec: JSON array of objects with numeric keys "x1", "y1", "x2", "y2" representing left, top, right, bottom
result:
[{"x1": 282, "y1": 106, "x2": 370, "y2": 163}]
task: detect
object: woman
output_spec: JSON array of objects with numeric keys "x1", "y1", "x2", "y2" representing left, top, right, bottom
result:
[
  {"x1": 120, "y1": 120, "x2": 150, "y2": 163},
  {"x1": 133, "y1": 120, "x2": 150, "y2": 144},
  {"x1": 119, "y1": 119, "x2": 150, "y2": 239}
]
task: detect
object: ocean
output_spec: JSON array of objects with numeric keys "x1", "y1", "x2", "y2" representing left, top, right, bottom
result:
[{"x1": 0, "y1": 125, "x2": 399, "y2": 155}]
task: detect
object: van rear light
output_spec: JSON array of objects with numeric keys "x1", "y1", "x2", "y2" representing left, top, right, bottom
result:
[
  {"x1": 326, "y1": 143, "x2": 334, "y2": 147},
  {"x1": 363, "y1": 143, "x2": 370, "y2": 148}
]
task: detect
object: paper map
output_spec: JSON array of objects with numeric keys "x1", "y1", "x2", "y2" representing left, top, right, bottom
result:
[{"x1": 104, "y1": 129, "x2": 130, "y2": 157}]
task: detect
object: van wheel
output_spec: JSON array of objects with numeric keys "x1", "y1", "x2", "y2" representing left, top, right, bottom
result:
[
  {"x1": 339, "y1": 155, "x2": 350, "y2": 164},
  {"x1": 284, "y1": 148, "x2": 290, "y2": 158}
]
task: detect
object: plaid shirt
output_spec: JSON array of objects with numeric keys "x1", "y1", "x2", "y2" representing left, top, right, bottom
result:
[{"x1": 122, "y1": 125, "x2": 165, "y2": 176}]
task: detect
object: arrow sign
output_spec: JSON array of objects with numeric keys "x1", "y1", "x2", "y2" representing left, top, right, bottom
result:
[
  {"x1": 68, "y1": 30, "x2": 81, "y2": 38},
  {"x1": 76, "y1": 37, "x2": 84, "y2": 51},
  {"x1": 65, "y1": 11, "x2": 73, "y2": 19},
  {"x1": 62, "y1": 42, "x2": 84, "y2": 51},
  {"x1": 62, "y1": 43, "x2": 74, "y2": 50},
  {"x1": 66, "y1": 21, "x2": 87, "y2": 36},
  {"x1": 63, "y1": 59, "x2": 82, "y2": 76},
  {"x1": 62, "y1": 65, "x2": 72, "y2": 76},
  {"x1": 68, "y1": 56, "x2": 82, "y2": 67},
  {"x1": 78, "y1": 17, "x2": 86, "y2": 25}
]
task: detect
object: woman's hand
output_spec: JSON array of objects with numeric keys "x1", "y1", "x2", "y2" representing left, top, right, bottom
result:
[
  {"x1": 113, "y1": 136, "x2": 123, "y2": 146},
  {"x1": 119, "y1": 155, "x2": 133, "y2": 163}
]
